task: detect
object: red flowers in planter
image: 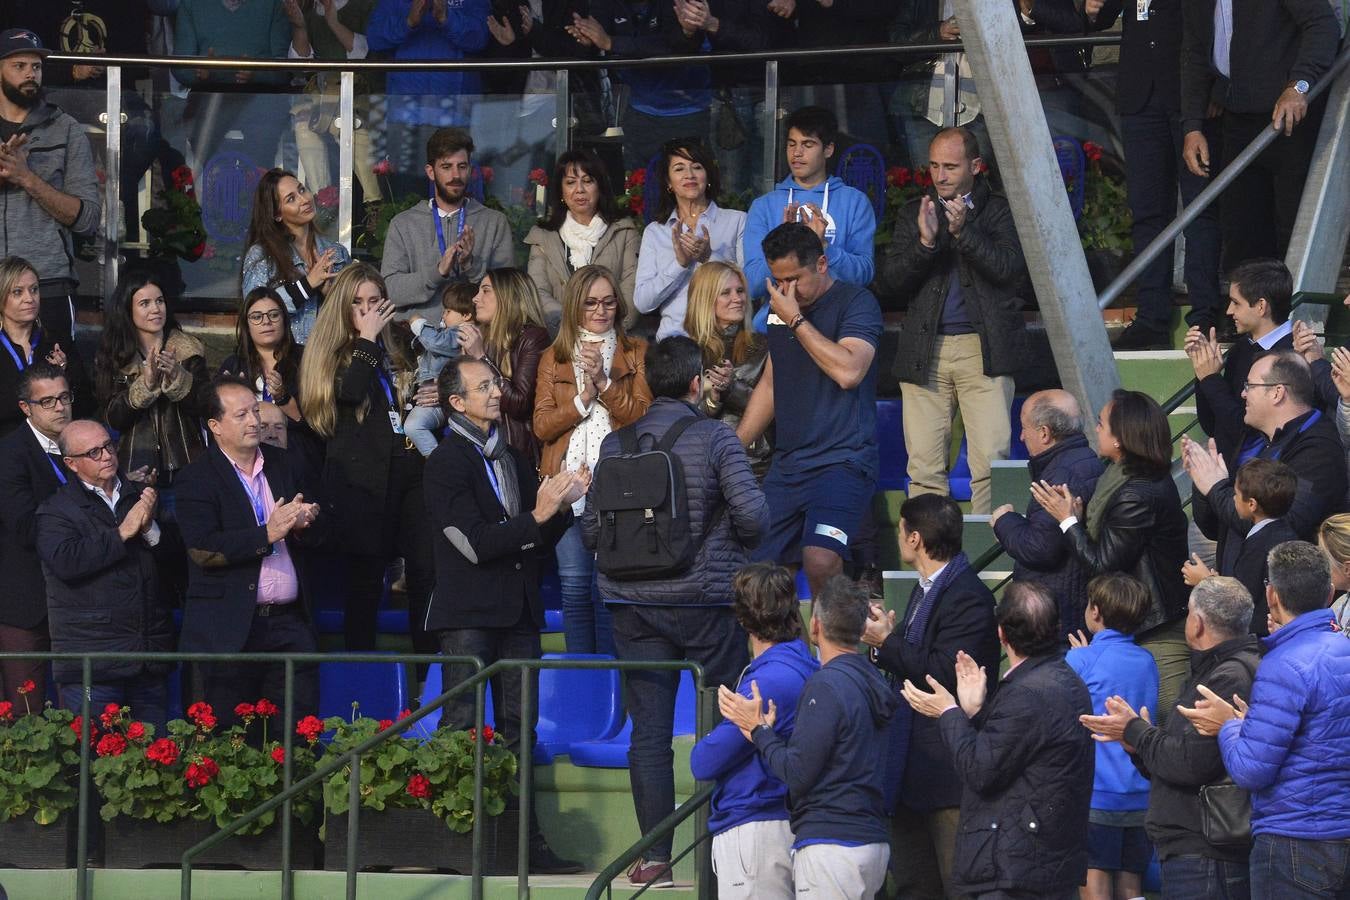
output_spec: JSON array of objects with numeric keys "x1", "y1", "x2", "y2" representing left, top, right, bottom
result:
[
  {"x1": 372, "y1": 158, "x2": 393, "y2": 176},
  {"x1": 0, "y1": 702, "x2": 11, "y2": 720},
  {"x1": 316, "y1": 186, "x2": 339, "y2": 208},
  {"x1": 187, "y1": 702, "x2": 217, "y2": 731},
  {"x1": 100, "y1": 702, "x2": 123, "y2": 728},
  {"x1": 468, "y1": 725, "x2": 495, "y2": 744},
  {"x1": 235, "y1": 702, "x2": 256, "y2": 720},
  {"x1": 271, "y1": 746, "x2": 286, "y2": 765},
  {"x1": 17, "y1": 679, "x2": 35, "y2": 695},
  {"x1": 406, "y1": 773, "x2": 431, "y2": 799},
  {"x1": 296, "y1": 715, "x2": 325, "y2": 744},
  {"x1": 255, "y1": 699, "x2": 279, "y2": 718},
  {"x1": 146, "y1": 738, "x2": 180, "y2": 766},
  {"x1": 1083, "y1": 141, "x2": 1104, "y2": 163},
  {"x1": 185, "y1": 757, "x2": 220, "y2": 789},
  {"x1": 126, "y1": 722, "x2": 146, "y2": 741},
  {"x1": 528, "y1": 168, "x2": 548, "y2": 186},
  {"x1": 96, "y1": 733, "x2": 128, "y2": 758},
  {"x1": 71, "y1": 716, "x2": 98, "y2": 742}
]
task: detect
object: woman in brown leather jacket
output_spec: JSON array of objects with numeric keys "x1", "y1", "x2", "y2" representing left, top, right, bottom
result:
[{"x1": 533, "y1": 265, "x2": 651, "y2": 654}]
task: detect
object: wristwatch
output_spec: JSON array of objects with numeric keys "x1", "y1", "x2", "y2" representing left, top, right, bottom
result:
[
  {"x1": 788, "y1": 314, "x2": 805, "y2": 331},
  {"x1": 1293, "y1": 80, "x2": 1310, "y2": 95}
]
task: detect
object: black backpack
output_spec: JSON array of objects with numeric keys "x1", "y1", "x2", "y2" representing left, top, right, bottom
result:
[{"x1": 592, "y1": 416, "x2": 705, "y2": 581}]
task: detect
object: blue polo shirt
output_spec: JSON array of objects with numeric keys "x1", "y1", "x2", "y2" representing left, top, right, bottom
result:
[{"x1": 767, "y1": 280, "x2": 882, "y2": 479}]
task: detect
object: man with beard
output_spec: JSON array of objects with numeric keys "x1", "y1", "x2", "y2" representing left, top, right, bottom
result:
[
  {"x1": 0, "y1": 28, "x2": 101, "y2": 340},
  {"x1": 381, "y1": 127, "x2": 515, "y2": 321}
]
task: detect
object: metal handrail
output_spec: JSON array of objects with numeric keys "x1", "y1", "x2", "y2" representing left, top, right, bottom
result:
[
  {"x1": 585, "y1": 783, "x2": 717, "y2": 900},
  {"x1": 1098, "y1": 42, "x2": 1350, "y2": 310}
]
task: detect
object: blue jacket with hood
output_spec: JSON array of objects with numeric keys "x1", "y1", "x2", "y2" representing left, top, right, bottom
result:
[{"x1": 690, "y1": 639, "x2": 818, "y2": 836}]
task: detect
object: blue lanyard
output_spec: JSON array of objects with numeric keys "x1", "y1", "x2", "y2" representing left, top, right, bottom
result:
[
  {"x1": 46, "y1": 453, "x2": 67, "y2": 485},
  {"x1": 1238, "y1": 409, "x2": 1323, "y2": 465},
  {"x1": 259, "y1": 373, "x2": 272, "y2": 403},
  {"x1": 234, "y1": 466, "x2": 269, "y2": 527},
  {"x1": 432, "y1": 201, "x2": 466, "y2": 273},
  {"x1": 1, "y1": 328, "x2": 40, "y2": 371},
  {"x1": 479, "y1": 450, "x2": 503, "y2": 507}
]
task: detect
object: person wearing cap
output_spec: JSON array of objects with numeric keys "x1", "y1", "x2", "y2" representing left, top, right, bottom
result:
[{"x1": 0, "y1": 28, "x2": 101, "y2": 341}]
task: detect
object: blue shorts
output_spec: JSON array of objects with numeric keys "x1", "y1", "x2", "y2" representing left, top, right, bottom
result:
[
  {"x1": 1086, "y1": 822, "x2": 1152, "y2": 874},
  {"x1": 752, "y1": 462, "x2": 875, "y2": 565}
]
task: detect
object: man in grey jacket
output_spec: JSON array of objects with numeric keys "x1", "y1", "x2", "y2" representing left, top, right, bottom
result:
[
  {"x1": 0, "y1": 28, "x2": 101, "y2": 339},
  {"x1": 582, "y1": 336, "x2": 768, "y2": 887},
  {"x1": 380, "y1": 127, "x2": 515, "y2": 321}
]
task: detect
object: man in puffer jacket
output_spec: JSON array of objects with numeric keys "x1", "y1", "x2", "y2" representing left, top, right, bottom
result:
[
  {"x1": 1180, "y1": 540, "x2": 1350, "y2": 899},
  {"x1": 581, "y1": 336, "x2": 767, "y2": 886}
]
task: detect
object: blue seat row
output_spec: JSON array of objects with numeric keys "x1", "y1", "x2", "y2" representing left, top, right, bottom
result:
[{"x1": 876, "y1": 396, "x2": 1029, "y2": 499}]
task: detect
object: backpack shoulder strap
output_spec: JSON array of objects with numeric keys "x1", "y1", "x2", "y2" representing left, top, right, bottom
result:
[
  {"x1": 616, "y1": 424, "x2": 639, "y2": 454},
  {"x1": 657, "y1": 414, "x2": 700, "y2": 454}
]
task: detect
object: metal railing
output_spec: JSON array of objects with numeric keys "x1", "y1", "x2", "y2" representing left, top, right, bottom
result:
[{"x1": 585, "y1": 783, "x2": 716, "y2": 900}]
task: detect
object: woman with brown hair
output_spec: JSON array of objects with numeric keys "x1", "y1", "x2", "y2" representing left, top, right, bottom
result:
[
  {"x1": 218, "y1": 287, "x2": 303, "y2": 422},
  {"x1": 534, "y1": 264, "x2": 652, "y2": 654},
  {"x1": 298, "y1": 263, "x2": 431, "y2": 652}
]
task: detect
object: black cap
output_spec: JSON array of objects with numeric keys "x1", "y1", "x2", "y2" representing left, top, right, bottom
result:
[{"x1": 0, "y1": 29, "x2": 51, "y2": 61}]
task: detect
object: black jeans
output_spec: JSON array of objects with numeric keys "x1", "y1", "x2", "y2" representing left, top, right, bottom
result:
[
  {"x1": 436, "y1": 613, "x2": 542, "y2": 751},
  {"x1": 610, "y1": 603, "x2": 748, "y2": 862},
  {"x1": 199, "y1": 605, "x2": 319, "y2": 732}
]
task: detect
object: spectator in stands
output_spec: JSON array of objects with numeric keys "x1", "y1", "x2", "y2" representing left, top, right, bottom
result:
[
  {"x1": 580, "y1": 336, "x2": 767, "y2": 886},
  {"x1": 422, "y1": 354, "x2": 585, "y2": 874},
  {"x1": 719, "y1": 576, "x2": 899, "y2": 899},
  {"x1": 1179, "y1": 541, "x2": 1350, "y2": 899},
  {"x1": 0, "y1": 256, "x2": 91, "y2": 438},
  {"x1": 403, "y1": 282, "x2": 474, "y2": 458},
  {"x1": 533, "y1": 264, "x2": 651, "y2": 654},
  {"x1": 366, "y1": 0, "x2": 490, "y2": 190},
  {"x1": 861, "y1": 492, "x2": 1000, "y2": 898},
  {"x1": 258, "y1": 401, "x2": 290, "y2": 450},
  {"x1": 689, "y1": 563, "x2": 818, "y2": 900},
  {"x1": 460, "y1": 268, "x2": 550, "y2": 466},
  {"x1": 684, "y1": 262, "x2": 770, "y2": 477},
  {"x1": 525, "y1": 150, "x2": 638, "y2": 331},
  {"x1": 1320, "y1": 515, "x2": 1350, "y2": 633},
  {"x1": 1179, "y1": 0, "x2": 1339, "y2": 269},
  {"x1": 743, "y1": 107, "x2": 876, "y2": 309},
  {"x1": 37, "y1": 419, "x2": 172, "y2": 725},
  {"x1": 1065, "y1": 574, "x2": 1159, "y2": 900},
  {"x1": 0, "y1": 362, "x2": 72, "y2": 711},
  {"x1": 176, "y1": 377, "x2": 324, "y2": 729},
  {"x1": 242, "y1": 168, "x2": 352, "y2": 345},
  {"x1": 1087, "y1": 0, "x2": 1222, "y2": 350},
  {"x1": 218, "y1": 287, "x2": 304, "y2": 423},
  {"x1": 634, "y1": 139, "x2": 746, "y2": 340},
  {"x1": 1182, "y1": 458, "x2": 1298, "y2": 635},
  {"x1": 380, "y1": 128, "x2": 515, "y2": 321},
  {"x1": 1080, "y1": 575, "x2": 1260, "y2": 900},
  {"x1": 298, "y1": 263, "x2": 434, "y2": 652},
  {"x1": 0, "y1": 28, "x2": 101, "y2": 340},
  {"x1": 1032, "y1": 389, "x2": 1190, "y2": 714},
  {"x1": 902, "y1": 580, "x2": 1094, "y2": 900},
  {"x1": 879, "y1": 125, "x2": 1028, "y2": 515},
  {"x1": 1187, "y1": 259, "x2": 1294, "y2": 454},
  {"x1": 737, "y1": 224, "x2": 882, "y2": 596},
  {"x1": 991, "y1": 389, "x2": 1104, "y2": 642}
]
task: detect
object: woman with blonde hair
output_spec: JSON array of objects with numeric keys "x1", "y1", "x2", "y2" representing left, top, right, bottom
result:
[
  {"x1": 683, "y1": 261, "x2": 769, "y2": 474},
  {"x1": 0, "y1": 256, "x2": 91, "y2": 437},
  {"x1": 1318, "y1": 514, "x2": 1350, "y2": 632},
  {"x1": 534, "y1": 264, "x2": 652, "y2": 653},
  {"x1": 299, "y1": 263, "x2": 431, "y2": 652}
]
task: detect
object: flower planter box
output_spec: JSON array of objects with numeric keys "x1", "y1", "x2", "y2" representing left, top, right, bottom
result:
[
  {"x1": 0, "y1": 815, "x2": 77, "y2": 868},
  {"x1": 324, "y1": 807, "x2": 518, "y2": 874},
  {"x1": 102, "y1": 816, "x2": 318, "y2": 869}
]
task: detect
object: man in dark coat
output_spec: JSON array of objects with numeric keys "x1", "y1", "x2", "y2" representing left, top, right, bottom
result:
[
  {"x1": 422, "y1": 356, "x2": 583, "y2": 874},
  {"x1": 175, "y1": 377, "x2": 325, "y2": 727},
  {"x1": 862, "y1": 492, "x2": 1000, "y2": 898},
  {"x1": 904, "y1": 580, "x2": 1094, "y2": 899},
  {"x1": 877, "y1": 126, "x2": 1028, "y2": 514},
  {"x1": 992, "y1": 389, "x2": 1104, "y2": 643},
  {"x1": 35, "y1": 419, "x2": 172, "y2": 725}
]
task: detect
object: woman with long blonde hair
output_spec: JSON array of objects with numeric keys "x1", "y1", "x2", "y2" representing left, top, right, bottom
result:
[
  {"x1": 298, "y1": 263, "x2": 431, "y2": 652},
  {"x1": 533, "y1": 264, "x2": 652, "y2": 654},
  {"x1": 0, "y1": 256, "x2": 91, "y2": 437},
  {"x1": 1318, "y1": 514, "x2": 1350, "y2": 633}
]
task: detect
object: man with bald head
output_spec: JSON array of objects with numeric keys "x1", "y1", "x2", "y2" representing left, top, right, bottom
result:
[{"x1": 991, "y1": 390, "x2": 1104, "y2": 641}]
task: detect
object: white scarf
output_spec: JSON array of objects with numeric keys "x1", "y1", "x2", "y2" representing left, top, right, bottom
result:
[
  {"x1": 558, "y1": 212, "x2": 608, "y2": 271},
  {"x1": 564, "y1": 329, "x2": 617, "y2": 514}
]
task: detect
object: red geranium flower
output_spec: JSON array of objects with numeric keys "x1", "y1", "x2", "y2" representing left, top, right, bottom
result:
[
  {"x1": 396, "y1": 709, "x2": 412, "y2": 721},
  {"x1": 271, "y1": 746, "x2": 286, "y2": 764},
  {"x1": 378, "y1": 719, "x2": 393, "y2": 731},
  {"x1": 528, "y1": 168, "x2": 548, "y2": 186},
  {"x1": 126, "y1": 721, "x2": 146, "y2": 741},
  {"x1": 17, "y1": 680, "x2": 35, "y2": 695},
  {"x1": 254, "y1": 698, "x2": 279, "y2": 718},
  {"x1": 372, "y1": 158, "x2": 393, "y2": 176},
  {"x1": 235, "y1": 702, "x2": 256, "y2": 720},
  {"x1": 199, "y1": 242, "x2": 216, "y2": 261},
  {"x1": 145, "y1": 738, "x2": 180, "y2": 766},
  {"x1": 628, "y1": 195, "x2": 643, "y2": 215},
  {"x1": 185, "y1": 757, "x2": 219, "y2": 788},
  {"x1": 406, "y1": 773, "x2": 431, "y2": 799},
  {"x1": 100, "y1": 702, "x2": 122, "y2": 728},
  {"x1": 187, "y1": 701, "x2": 216, "y2": 729},
  {"x1": 480, "y1": 165, "x2": 494, "y2": 183},
  {"x1": 0, "y1": 702, "x2": 13, "y2": 720},
  {"x1": 70, "y1": 716, "x2": 98, "y2": 742},
  {"x1": 296, "y1": 715, "x2": 325, "y2": 744},
  {"x1": 316, "y1": 185, "x2": 339, "y2": 208},
  {"x1": 1083, "y1": 141, "x2": 1104, "y2": 163},
  {"x1": 96, "y1": 733, "x2": 128, "y2": 758},
  {"x1": 887, "y1": 166, "x2": 911, "y2": 187}
]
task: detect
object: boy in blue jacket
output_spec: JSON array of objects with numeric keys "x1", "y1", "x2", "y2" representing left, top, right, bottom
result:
[
  {"x1": 1066, "y1": 573, "x2": 1160, "y2": 900},
  {"x1": 690, "y1": 564, "x2": 818, "y2": 899}
]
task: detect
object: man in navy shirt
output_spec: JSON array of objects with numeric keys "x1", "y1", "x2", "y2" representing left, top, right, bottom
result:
[{"x1": 737, "y1": 223, "x2": 883, "y2": 596}]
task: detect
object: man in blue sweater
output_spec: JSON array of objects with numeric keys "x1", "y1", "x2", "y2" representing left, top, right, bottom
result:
[
  {"x1": 719, "y1": 575, "x2": 898, "y2": 899},
  {"x1": 690, "y1": 563, "x2": 817, "y2": 899},
  {"x1": 1180, "y1": 540, "x2": 1350, "y2": 898}
]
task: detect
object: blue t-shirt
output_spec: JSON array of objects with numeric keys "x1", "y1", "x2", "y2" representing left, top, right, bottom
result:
[{"x1": 767, "y1": 280, "x2": 882, "y2": 478}]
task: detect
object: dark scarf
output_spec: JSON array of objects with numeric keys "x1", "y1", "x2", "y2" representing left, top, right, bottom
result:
[
  {"x1": 447, "y1": 412, "x2": 521, "y2": 517},
  {"x1": 904, "y1": 551, "x2": 971, "y2": 644}
]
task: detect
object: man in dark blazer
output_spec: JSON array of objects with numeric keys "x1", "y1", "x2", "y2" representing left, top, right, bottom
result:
[
  {"x1": 0, "y1": 362, "x2": 72, "y2": 709},
  {"x1": 423, "y1": 356, "x2": 585, "y2": 874},
  {"x1": 175, "y1": 377, "x2": 324, "y2": 728},
  {"x1": 861, "y1": 493, "x2": 1000, "y2": 899}
]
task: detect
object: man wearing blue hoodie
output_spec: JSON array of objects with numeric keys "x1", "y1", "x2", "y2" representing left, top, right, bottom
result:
[
  {"x1": 690, "y1": 563, "x2": 818, "y2": 899},
  {"x1": 720, "y1": 575, "x2": 899, "y2": 899},
  {"x1": 742, "y1": 106, "x2": 876, "y2": 311}
]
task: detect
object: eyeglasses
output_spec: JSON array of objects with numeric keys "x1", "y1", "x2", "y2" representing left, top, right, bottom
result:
[
  {"x1": 65, "y1": 441, "x2": 115, "y2": 461},
  {"x1": 247, "y1": 310, "x2": 284, "y2": 325},
  {"x1": 1242, "y1": 381, "x2": 1289, "y2": 392},
  {"x1": 462, "y1": 377, "x2": 505, "y2": 396},
  {"x1": 583, "y1": 298, "x2": 619, "y2": 311},
  {"x1": 24, "y1": 391, "x2": 75, "y2": 410}
]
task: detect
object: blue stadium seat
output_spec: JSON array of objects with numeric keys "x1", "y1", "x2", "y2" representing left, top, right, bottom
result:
[
  {"x1": 796, "y1": 570, "x2": 812, "y2": 601},
  {"x1": 568, "y1": 670, "x2": 697, "y2": 768},
  {"x1": 536, "y1": 653, "x2": 624, "y2": 762},
  {"x1": 377, "y1": 609, "x2": 409, "y2": 635},
  {"x1": 407, "y1": 663, "x2": 497, "y2": 740},
  {"x1": 875, "y1": 399, "x2": 908, "y2": 492},
  {"x1": 315, "y1": 609, "x2": 344, "y2": 634},
  {"x1": 1053, "y1": 135, "x2": 1086, "y2": 221},
  {"x1": 540, "y1": 557, "x2": 562, "y2": 610},
  {"x1": 949, "y1": 436, "x2": 972, "y2": 502},
  {"x1": 318, "y1": 655, "x2": 409, "y2": 724},
  {"x1": 543, "y1": 609, "x2": 564, "y2": 632},
  {"x1": 837, "y1": 143, "x2": 887, "y2": 222}
]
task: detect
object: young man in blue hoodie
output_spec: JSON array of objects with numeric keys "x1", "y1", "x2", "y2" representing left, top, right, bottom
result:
[
  {"x1": 690, "y1": 564, "x2": 818, "y2": 899},
  {"x1": 1065, "y1": 573, "x2": 1159, "y2": 900},
  {"x1": 742, "y1": 106, "x2": 876, "y2": 312},
  {"x1": 719, "y1": 575, "x2": 898, "y2": 899}
]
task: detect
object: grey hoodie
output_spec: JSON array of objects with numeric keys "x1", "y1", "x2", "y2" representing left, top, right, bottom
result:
[
  {"x1": 0, "y1": 100, "x2": 101, "y2": 287},
  {"x1": 380, "y1": 197, "x2": 515, "y2": 321}
]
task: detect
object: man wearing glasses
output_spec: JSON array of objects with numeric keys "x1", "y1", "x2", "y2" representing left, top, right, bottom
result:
[
  {"x1": 1184, "y1": 350, "x2": 1347, "y2": 576},
  {"x1": 0, "y1": 362, "x2": 73, "y2": 710},
  {"x1": 35, "y1": 418, "x2": 173, "y2": 727}
]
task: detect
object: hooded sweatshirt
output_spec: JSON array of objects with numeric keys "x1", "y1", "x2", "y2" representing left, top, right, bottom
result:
[
  {"x1": 751, "y1": 650, "x2": 899, "y2": 846},
  {"x1": 743, "y1": 174, "x2": 876, "y2": 307},
  {"x1": 690, "y1": 639, "x2": 818, "y2": 836},
  {"x1": 0, "y1": 100, "x2": 101, "y2": 289}
]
